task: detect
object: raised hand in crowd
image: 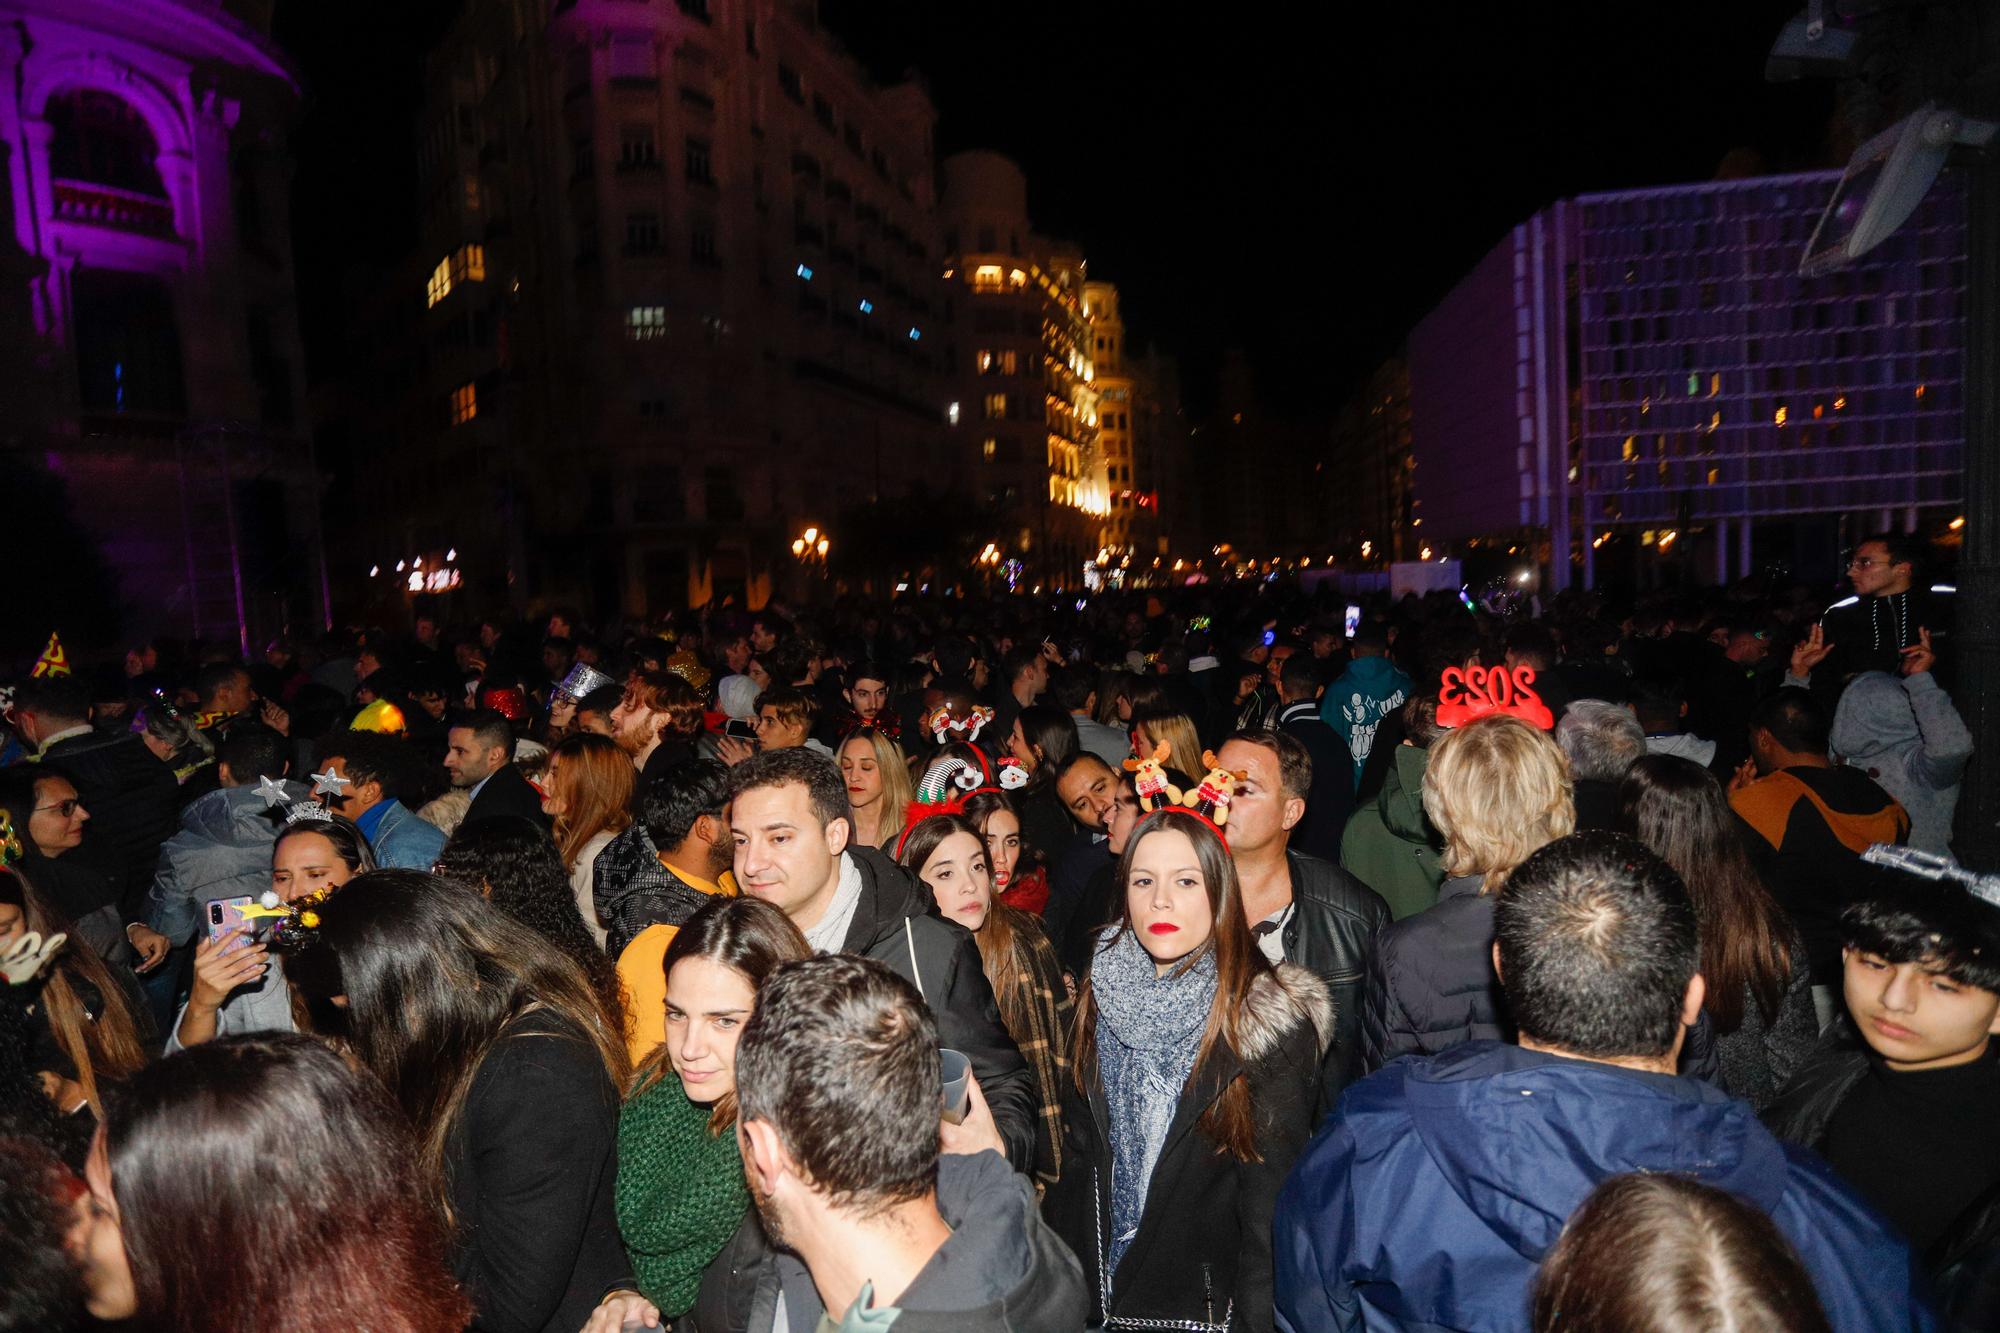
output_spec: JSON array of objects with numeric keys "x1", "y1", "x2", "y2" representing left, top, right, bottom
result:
[{"x1": 1899, "y1": 626, "x2": 1936, "y2": 677}]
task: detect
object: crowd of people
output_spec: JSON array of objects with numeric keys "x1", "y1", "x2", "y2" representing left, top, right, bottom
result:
[{"x1": 0, "y1": 527, "x2": 1991, "y2": 1331}]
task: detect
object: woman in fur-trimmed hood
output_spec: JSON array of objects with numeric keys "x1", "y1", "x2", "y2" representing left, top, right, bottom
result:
[{"x1": 1042, "y1": 807, "x2": 1331, "y2": 1333}]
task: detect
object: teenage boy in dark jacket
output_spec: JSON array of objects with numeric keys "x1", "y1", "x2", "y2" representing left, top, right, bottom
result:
[
  {"x1": 1766, "y1": 881, "x2": 2000, "y2": 1320},
  {"x1": 1275, "y1": 832, "x2": 1927, "y2": 1332},
  {"x1": 724, "y1": 748, "x2": 1039, "y2": 1170}
]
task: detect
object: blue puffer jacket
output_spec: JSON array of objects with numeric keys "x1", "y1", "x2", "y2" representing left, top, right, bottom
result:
[{"x1": 1274, "y1": 1042, "x2": 1932, "y2": 1332}]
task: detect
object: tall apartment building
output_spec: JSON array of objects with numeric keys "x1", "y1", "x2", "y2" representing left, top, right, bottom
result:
[
  {"x1": 1082, "y1": 280, "x2": 1162, "y2": 557},
  {"x1": 1409, "y1": 171, "x2": 1967, "y2": 589},
  {"x1": 939, "y1": 151, "x2": 1105, "y2": 585},
  {"x1": 1327, "y1": 359, "x2": 1414, "y2": 562},
  {"x1": 0, "y1": 0, "x2": 322, "y2": 648},
  {"x1": 349, "y1": 0, "x2": 953, "y2": 616}
]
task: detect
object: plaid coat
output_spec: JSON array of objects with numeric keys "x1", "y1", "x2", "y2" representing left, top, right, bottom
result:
[{"x1": 993, "y1": 907, "x2": 1074, "y2": 1191}]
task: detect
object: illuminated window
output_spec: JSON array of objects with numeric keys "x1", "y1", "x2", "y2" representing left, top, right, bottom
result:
[
  {"x1": 946, "y1": 401, "x2": 960, "y2": 426},
  {"x1": 1621, "y1": 436, "x2": 1637, "y2": 460},
  {"x1": 983, "y1": 392, "x2": 1007, "y2": 420},
  {"x1": 450, "y1": 382, "x2": 477, "y2": 425},
  {"x1": 982, "y1": 437, "x2": 997, "y2": 461},
  {"x1": 427, "y1": 257, "x2": 451, "y2": 307},
  {"x1": 973, "y1": 265, "x2": 1003, "y2": 292},
  {"x1": 626, "y1": 306, "x2": 666, "y2": 339},
  {"x1": 429, "y1": 245, "x2": 486, "y2": 306},
  {"x1": 978, "y1": 349, "x2": 994, "y2": 373},
  {"x1": 1008, "y1": 268, "x2": 1026, "y2": 287}
]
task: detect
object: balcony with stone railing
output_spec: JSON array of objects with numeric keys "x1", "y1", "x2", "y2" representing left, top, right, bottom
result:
[{"x1": 53, "y1": 180, "x2": 176, "y2": 237}]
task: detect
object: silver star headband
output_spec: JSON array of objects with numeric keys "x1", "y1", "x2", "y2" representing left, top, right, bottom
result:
[
  {"x1": 1863, "y1": 844, "x2": 2000, "y2": 910},
  {"x1": 310, "y1": 767, "x2": 351, "y2": 798},
  {"x1": 256, "y1": 774, "x2": 290, "y2": 808}
]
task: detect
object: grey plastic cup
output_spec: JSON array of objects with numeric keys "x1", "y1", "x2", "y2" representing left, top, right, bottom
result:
[{"x1": 939, "y1": 1048, "x2": 972, "y2": 1125}]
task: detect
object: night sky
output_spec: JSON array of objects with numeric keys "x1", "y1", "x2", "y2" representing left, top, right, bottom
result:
[{"x1": 274, "y1": 1, "x2": 1836, "y2": 418}]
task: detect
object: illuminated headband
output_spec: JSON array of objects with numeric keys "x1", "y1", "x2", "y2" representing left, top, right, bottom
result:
[
  {"x1": 1436, "y1": 665, "x2": 1554, "y2": 730},
  {"x1": 0, "y1": 810, "x2": 22, "y2": 868}
]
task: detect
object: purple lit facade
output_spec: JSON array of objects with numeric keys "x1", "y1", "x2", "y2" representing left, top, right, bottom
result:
[
  {"x1": 0, "y1": 0, "x2": 323, "y2": 647},
  {"x1": 1409, "y1": 172, "x2": 1968, "y2": 588}
]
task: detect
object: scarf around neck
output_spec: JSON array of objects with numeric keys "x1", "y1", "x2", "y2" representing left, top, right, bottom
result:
[{"x1": 1090, "y1": 926, "x2": 1217, "y2": 1273}]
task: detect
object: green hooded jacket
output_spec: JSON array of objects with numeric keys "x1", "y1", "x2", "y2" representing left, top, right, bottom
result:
[{"x1": 1338, "y1": 743, "x2": 1445, "y2": 921}]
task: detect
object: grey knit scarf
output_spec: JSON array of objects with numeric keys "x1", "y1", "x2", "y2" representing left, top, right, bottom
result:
[{"x1": 1090, "y1": 926, "x2": 1216, "y2": 1274}]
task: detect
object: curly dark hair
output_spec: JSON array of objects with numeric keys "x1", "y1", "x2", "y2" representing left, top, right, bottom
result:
[{"x1": 432, "y1": 817, "x2": 621, "y2": 1017}]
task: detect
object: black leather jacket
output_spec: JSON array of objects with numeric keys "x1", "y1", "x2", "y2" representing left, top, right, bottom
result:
[{"x1": 1281, "y1": 849, "x2": 1391, "y2": 1109}]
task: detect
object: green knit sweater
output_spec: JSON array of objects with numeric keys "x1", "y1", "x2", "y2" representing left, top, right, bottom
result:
[{"x1": 615, "y1": 1074, "x2": 751, "y2": 1316}]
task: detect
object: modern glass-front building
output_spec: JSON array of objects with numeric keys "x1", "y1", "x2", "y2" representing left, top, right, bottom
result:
[{"x1": 1408, "y1": 171, "x2": 1968, "y2": 589}]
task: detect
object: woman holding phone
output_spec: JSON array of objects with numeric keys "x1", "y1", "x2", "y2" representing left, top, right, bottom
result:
[
  {"x1": 169, "y1": 807, "x2": 373, "y2": 1051},
  {"x1": 899, "y1": 814, "x2": 1071, "y2": 1191},
  {"x1": 1044, "y1": 807, "x2": 1329, "y2": 1333},
  {"x1": 587, "y1": 896, "x2": 810, "y2": 1331}
]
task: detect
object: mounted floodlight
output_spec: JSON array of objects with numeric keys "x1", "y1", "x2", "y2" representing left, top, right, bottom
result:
[
  {"x1": 1765, "y1": 3, "x2": 1860, "y2": 81},
  {"x1": 1799, "y1": 103, "x2": 1997, "y2": 276}
]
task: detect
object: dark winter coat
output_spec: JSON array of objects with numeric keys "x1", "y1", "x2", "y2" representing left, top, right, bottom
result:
[
  {"x1": 40, "y1": 729, "x2": 180, "y2": 916},
  {"x1": 685, "y1": 1150, "x2": 1089, "y2": 1332},
  {"x1": 1280, "y1": 850, "x2": 1390, "y2": 1107},
  {"x1": 836, "y1": 845, "x2": 1040, "y2": 1172},
  {"x1": 447, "y1": 1008, "x2": 631, "y2": 1333},
  {"x1": 1357, "y1": 874, "x2": 1504, "y2": 1075},
  {"x1": 1275, "y1": 1041, "x2": 1932, "y2": 1332},
  {"x1": 1043, "y1": 964, "x2": 1331, "y2": 1333},
  {"x1": 463, "y1": 764, "x2": 551, "y2": 831},
  {"x1": 592, "y1": 821, "x2": 712, "y2": 959},
  {"x1": 1275, "y1": 701, "x2": 1354, "y2": 863}
]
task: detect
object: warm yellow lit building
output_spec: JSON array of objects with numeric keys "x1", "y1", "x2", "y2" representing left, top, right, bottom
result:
[{"x1": 940, "y1": 151, "x2": 1104, "y2": 584}]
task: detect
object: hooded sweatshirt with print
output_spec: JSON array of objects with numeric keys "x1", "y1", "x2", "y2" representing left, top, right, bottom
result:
[{"x1": 1320, "y1": 656, "x2": 1413, "y2": 792}]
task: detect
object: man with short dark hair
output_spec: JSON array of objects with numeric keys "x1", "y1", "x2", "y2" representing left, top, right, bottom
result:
[
  {"x1": 689, "y1": 955, "x2": 1087, "y2": 1330},
  {"x1": 829, "y1": 660, "x2": 900, "y2": 744},
  {"x1": 314, "y1": 730, "x2": 446, "y2": 870},
  {"x1": 749, "y1": 612, "x2": 790, "y2": 656},
  {"x1": 1047, "y1": 751, "x2": 1121, "y2": 950},
  {"x1": 1274, "y1": 831, "x2": 1925, "y2": 1331},
  {"x1": 1731, "y1": 688, "x2": 1908, "y2": 1014},
  {"x1": 1823, "y1": 531, "x2": 1951, "y2": 680},
  {"x1": 594, "y1": 758, "x2": 739, "y2": 1060},
  {"x1": 1218, "y1": 730, "x2": 1388, "y2": 1104},
  {"x1": 446, "y1": 708, "x2": 547, "y2": 829},
  {"x1": 1050, "y1": 668, "x2": 1127, "y2": 767},
  {"x1": 725, "y1": 747, "x2": 1037, "y2": 1169},
  {"x1": 145, "y1": 724, "x2": 307, "y2": 948},
  {"x1": 753, "y1": 685, "x2": 829, "y2": 756},
  {"x1": 192, "y1": 661, "x2": 256, "y2": 740},
  {"x1": 991, "y1": 644, "x2": 1050, "y2": 748},
  {"x1": 1272, "y1": 655, "x2": 1350, "y2": 860}
]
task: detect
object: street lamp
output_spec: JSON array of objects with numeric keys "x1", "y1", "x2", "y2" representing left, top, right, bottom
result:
[{"x1": 793, "y1": 526, "x2": 830, "y2": 574}]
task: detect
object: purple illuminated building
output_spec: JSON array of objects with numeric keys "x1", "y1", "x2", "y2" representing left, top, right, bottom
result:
[
  {"x1": 1408, "y1": 171, "x2": 1968, "y2": 589},
  {"x1": 0, "y1": 0, "x2": 323, "y2": 648}
]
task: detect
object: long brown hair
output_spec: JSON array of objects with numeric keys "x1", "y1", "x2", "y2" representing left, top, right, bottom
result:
[
  {"x1": 550, "y1": 732, "x2": 635, "y2": 866},
  {"x1": 0, "y1": 866, "x2": 146, "y2": 1115},
  {"x1": 1071, "y1": 809, "x2": 1269, "y2": 1161},
  {"x1": 104, "y1": 1033, "x2": 471, "y2": 1333},
  {"x1": 901, "y1": 814, "x2": 1030, "y2": 1030},
  {"x1": 313, "y1": 870, "x2": 630, "y2": 1229},
  {"x1": 1531, "y1": 1172, "x2": 1831, "y2": 1332},
  {"x1": 1619, "y1": 755, "x2": 1793, "y2": 1033},
  {"x1": 627, "y1": 896, "x2": 811, "y2": 1133}
]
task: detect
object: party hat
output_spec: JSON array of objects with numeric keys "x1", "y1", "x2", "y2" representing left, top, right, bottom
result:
[
  {"x1": 29, "y1": 632, "x2": 69, "y2": 679},
  {"x1": 555, "y1": 661, "x2": 617, "y2": 704}
]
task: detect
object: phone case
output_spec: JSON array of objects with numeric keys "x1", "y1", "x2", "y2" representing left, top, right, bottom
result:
[{"x1": 206, "y1": 895, "x2": 261, "y2": 944}]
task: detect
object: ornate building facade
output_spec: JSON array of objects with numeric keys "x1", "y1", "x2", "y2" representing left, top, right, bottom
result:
[{"x1": 0, "y1": 0, "x2": 322, "y2": 648}]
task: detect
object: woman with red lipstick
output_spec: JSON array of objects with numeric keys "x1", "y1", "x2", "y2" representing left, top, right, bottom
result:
[
  {"x1": 837, "y1": 727, "x2": 913, "y2": 853},
  {"x1": 1045, "y1": 808, "x2": 1330, "y2": 1333},
  {"x1": 900, "y1": 814, "x2": 1071, "y2": 1191},
  {"x1": 598, "y1": 896, "x2": 809, "y2": 1329},
  {"x1": 964, "y1": 788, "x2": 1050, "y2": 915}
]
